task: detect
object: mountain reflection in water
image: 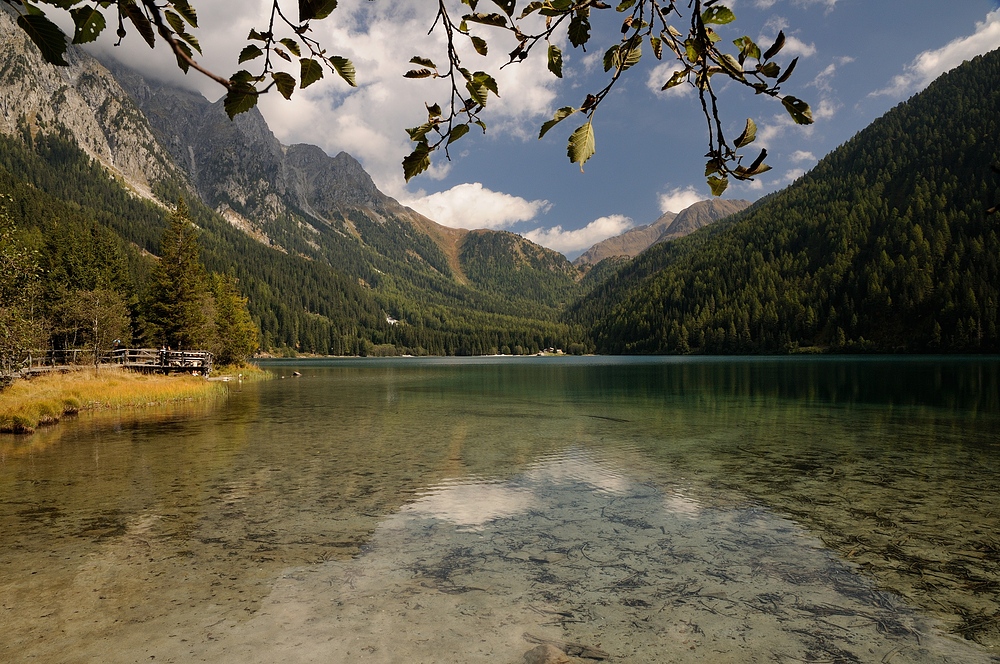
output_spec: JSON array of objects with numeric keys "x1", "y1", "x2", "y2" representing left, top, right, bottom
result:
[{"x1": 1, "y1": 356, "x2": 997, "y2": 663}]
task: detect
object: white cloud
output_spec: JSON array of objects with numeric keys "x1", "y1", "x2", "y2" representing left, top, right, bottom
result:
[
  {"x1": 790, "y1": 150, "x2": 815, "y2": 163},
  {"x1": 781, "y1": 35, "x2": 817, "y2": 59},
  {"x1": 810, "y1": 56, "x2": 853, "y2": 93},
  {"x1": 812, "y1": 98, "x2": 839, "y2": 121},
  {"x1": 403, "y1": 183, "x2": 550, "y2": 230},
  {"x1": 658, "y1": 186, "x2": 707, "y2": 214},
  {"x1": 792, "y1": 0, "x2": 838, "y2": 12},
  {"x1": 872, "y1": 9, "x2": 1000, "y2": 98},
  {"x1": 754, "y1": 0, "x2": 778, "y2": 8},
  {"x1": 782, "y1": 168, "x2": 806, "y2": 183},
  {"x1": 523, "y1": 215, "x2": 634, "y2": 255}
]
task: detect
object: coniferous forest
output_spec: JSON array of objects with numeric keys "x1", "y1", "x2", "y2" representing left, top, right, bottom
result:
[
  {"x1": 2, "y1": 47, "x2": 1000, "y2": 365},
  {"x1": 570, "y1": 49, "x2": 1000, "y2": 354}
]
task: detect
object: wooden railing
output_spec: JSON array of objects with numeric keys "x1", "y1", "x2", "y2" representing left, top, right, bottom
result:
[
  {"x1": 9, "y1": 348, "x2": 213, "y2": 377},
  {"x1": 109, "y1": 348, "x2": 213, "y2": 375}
]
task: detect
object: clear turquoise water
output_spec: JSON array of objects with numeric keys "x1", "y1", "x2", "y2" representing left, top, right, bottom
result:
[{"x1": 2, "y1": 357, "x2": 998, "y2": 662}]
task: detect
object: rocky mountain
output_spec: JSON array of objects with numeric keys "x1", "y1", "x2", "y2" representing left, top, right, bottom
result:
[
  {"x1": 0, "y1": 17, "x2": 586, "y2": 355},
  {"x1": 0, "y1": 9, "x2": 185, "y2": 199},
  {"x1": 573, "y1": 198, "x2": 751, "y2": 266}
]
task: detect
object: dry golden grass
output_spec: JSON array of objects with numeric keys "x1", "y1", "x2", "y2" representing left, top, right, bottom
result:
[{"x1": 0, "y1": 366, "x2": 228, "y2": 434}]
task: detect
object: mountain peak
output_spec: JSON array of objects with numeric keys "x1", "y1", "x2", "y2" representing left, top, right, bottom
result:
[{"x1": 573, "y1": 198, "x2": 750, "y2": 266}]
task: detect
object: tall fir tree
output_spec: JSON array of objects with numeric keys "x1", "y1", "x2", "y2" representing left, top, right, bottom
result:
[
  {"x1": 145, "y1": 199, "x2": 213, "y2": 350},
  {"x1": 209, "y1": 273, "x2": 259, "y2": 365}
]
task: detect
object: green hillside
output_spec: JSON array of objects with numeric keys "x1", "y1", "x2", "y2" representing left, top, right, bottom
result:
[
  {"x1": 571, "y1": 49, "x2": 1000, "y2": 354},
  {"x1": 0, "y1": 129, "x2": 584, "y2": 357}
]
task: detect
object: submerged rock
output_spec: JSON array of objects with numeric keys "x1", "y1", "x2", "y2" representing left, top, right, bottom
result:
[{"x1": 522, "y1": 644, "x2": 576, "y2": 664}]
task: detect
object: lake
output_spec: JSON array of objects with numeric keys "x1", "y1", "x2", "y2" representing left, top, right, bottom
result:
[{"x1": 2, "y1": 356, "x2": 999, "y2": 663}]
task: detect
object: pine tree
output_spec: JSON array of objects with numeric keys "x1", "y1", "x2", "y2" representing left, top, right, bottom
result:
[
  {"x1": 145, "y1": 199, "x2": 213, "y2": 350},
  {"x1": 210, "y1": 273, "x2": 259, "y2": 365}
]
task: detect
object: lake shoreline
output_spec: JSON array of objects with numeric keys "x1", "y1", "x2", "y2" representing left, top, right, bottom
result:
[{"x1": 0, "y1": 364, "x2": 267, "y2": 434}]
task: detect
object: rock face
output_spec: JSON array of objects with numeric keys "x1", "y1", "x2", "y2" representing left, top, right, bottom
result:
[
  {"x1": 103, "y1": 56, "x2": 406, "y2": 228},
  {"x1": 573, "y1": 198, "x2": 752, "y2": 266},
  {"x1": 0, "y1": 21, "x2": 578, "y2": 295},
  {"x1": 0, "y1": 9, "x2": 186, "y2": 199}
]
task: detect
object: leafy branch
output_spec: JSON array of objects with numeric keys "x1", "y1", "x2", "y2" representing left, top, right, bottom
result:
[
  {"x1": 2, "y1": 0, "x2": 357, "y2": 120},
  {"x1": 8, "y1": 0, "x2": 813, "y2": 194}
]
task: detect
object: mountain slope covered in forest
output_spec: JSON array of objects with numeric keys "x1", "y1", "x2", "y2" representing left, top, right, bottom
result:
[
  {"x1": 571, "y1": 49, "x2": 1000, "y2": 354},
  {"x1": 0, "y1": 14, "x2": 588, "y2": 356}
]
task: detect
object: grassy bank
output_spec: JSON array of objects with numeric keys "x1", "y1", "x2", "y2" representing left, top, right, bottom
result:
[{"x1": 0, "y1": 367, "x2": 230, "y2": 434}]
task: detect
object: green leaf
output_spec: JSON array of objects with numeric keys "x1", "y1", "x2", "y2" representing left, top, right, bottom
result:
[
  {"x1": 178, "y1": 30, "x2": 201, "y2": 54},
  {"x1": 405, "y1": 123, "x2": 434, "y2": 141},
  {"x1": 121, "y1": 2, "x2": 156, "y2": 48},
  {"x1": 720, "y1": 53, "x2": 743, "y2": 78},
  {"x1": 271, "y1": 72, "x2": 296, "y2": 100},
  {"x1": 403, "y1": 68, "x2": 434, "y2": 79},
  {"x1": 70, "y1": 5, "x2": 105, "y2": 45},
  {"x1": 567, "y1": 121, "x2": 595, "y2": 170},
  {"x1": 247, "y1": 29, "x2": 267, "y2": 42},
  {"x1": 164, "y1": 9, "x2": 185, "y2": 36},
  {"x1": 329, "y1": 56, "x2": 356, "y2": 87},
  {"x1": 620, "y1": 43, "x2": 641, "y2": 71},
  {"x1": 172, "y1": 39, "x2": 193, "y2": 72},
  {"x1": 280, "y1": 38, "x2": 302, "y2": 57},
  {"x1": 782, "y1": 95, "x2": 813, "y2": 125},
  {"x1": 763, "y1": 31, "x2": 785, "y2": 60},
  {"x1": 447, "y1": 123, "x2": 470, "y2": 145},
  {"x1": 733, "y1": 36, "x2": 760, "y2": 63},
  {"x1": 239, "y1": 44, "x2": 264, "y2": 63},
  {"x1": 707, "y1": 175, "x2": 729, "y2": 196},
  {"x1": 466, "y1": 80, "x2": 488, "y2": 107},
  {"x1": 661, "y1": 68, "x2": 687, "y2": 90},
  {"x1": 605, "y1": 42, "x2": 641, "y2": 72},
  {"x1": 733, "y1": 118, "x2": 757, "y2": 148},
  {"x1": 474, "y1": 71, "x2": 499, "y2": 96},
  {"x1": 603, "y1": 45, "x2": 619, "y2": 73},
  {"x1": 759, "y1": 61, "x2": 780, "y2": 78},
  {"x1": 463, "y1": 12, "x2": 508, "y2": 27},
  {"x1": 701, "y1": 6, "x2": 735, "y2": 25},
  {"x1": 539, "y1": 106, "x2": 577, "y2": 139},
  {"x1": 299, "y1": 0, "x2": 338, "y2": 22},
  {"x1": 683, "y1": 38, "x2": 702, "y2": 63},
  {"x1": 568, "y1": 13, "x2": 591, "y2": 48},
  {"x1": 402, "y1": 143, "x2": 431, "y2": 182},
  {"x1": 519, "y1": 1, "x2": 545, "y2": 19},
  {"x1": 490, "y1": 0, "x2": 515, "y2": 16},
  {"x1": 224, "y1": 86, "x2": 258, "y2": 119},
  {"x1": 649, "y1": 35, "x2": 662, "y2": 60},
  {"x1": 547, "y1": 44, "x2": 563, "y2": 78},
  {"x1": 470, "y1": 35, "x2": 488, "y2": 56},
  {"x1": 410, "y1": 56, "x2": 437, "y2": 68},
  {"x1": 427, "y1": 103, "x2": 442, "y2": 118},
  {"x1": 735, "y1": 149, "x2": 770, "y2": 178},
  {"x1": 172, "y1": 0, "x2": 198, "y2": 27},
  {"x1": 299, "y1": 58, "x2": 324, "y2": 88},
  {"x1": 17, "y1": 14, "x2": 69, "y2": 66},
  {"x1": 776, "y1": 57, "x2": 798, "y2": 85}
]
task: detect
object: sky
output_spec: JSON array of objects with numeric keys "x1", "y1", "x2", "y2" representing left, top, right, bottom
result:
[{"x1": 83, "y1": 0, "x2": 1000, "y2": 259}]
